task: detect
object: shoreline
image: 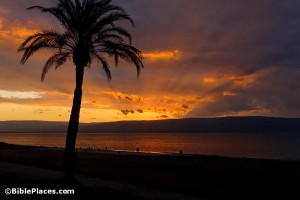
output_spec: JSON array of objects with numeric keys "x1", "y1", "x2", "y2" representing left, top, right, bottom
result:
[{"x1": 2, "y1": 141, "x2": 299, "y2": 161}]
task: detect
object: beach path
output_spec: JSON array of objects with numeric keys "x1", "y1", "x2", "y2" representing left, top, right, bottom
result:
[{"x1": 0, "y1": 161, "x2": 204, "y2": 200}]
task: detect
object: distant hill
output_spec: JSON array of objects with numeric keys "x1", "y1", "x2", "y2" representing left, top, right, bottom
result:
[
  {"x1": 0, "y1": 121, "x2": 67, "y2": 133},
  {"x1": 0, "y1": 117, "x2": 300, "y2": 133}
]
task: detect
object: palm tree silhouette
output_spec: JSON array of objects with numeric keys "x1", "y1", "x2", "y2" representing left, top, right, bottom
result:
[{"x1": 18, "y1": 0, "x2": 143, "y2": 180}]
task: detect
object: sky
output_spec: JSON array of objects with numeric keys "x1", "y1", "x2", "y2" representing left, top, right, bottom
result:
[{"x1": 1, "y1": 0, "x2": 300, "y2": 122}]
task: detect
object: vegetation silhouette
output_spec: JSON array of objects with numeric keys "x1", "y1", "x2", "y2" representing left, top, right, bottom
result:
[{"x1": 18, "y1": 0, "x2": 143, "y2": 180}]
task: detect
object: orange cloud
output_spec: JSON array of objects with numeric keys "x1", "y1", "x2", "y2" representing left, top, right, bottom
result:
[
  {"x1": 223, "y1": 91, "x2": 238, "y2": 96},
  {"x1": 13, "y1": 27, "x2": 38, "y2": 40},
  {"x1": 202, "y1": 68, "x2": 276, "y2": 89},
  {"x1": 101, "y1": 91, "x2": 216, "y2": 120},
  {"x1": 104, "y1": 91, "x2": 142, "y2": 103},
  {"x1": 203, "y1": 77, "x2": 217, "y2": 84},
  {"x1": 150, "y1": 95, "x2": 217, "y2": 118},
  {"x1": 224, "y1": 74, "x2": 257, "y2": 88},
  {"x1": 225, "y1": 68, "x2": 276, "y2": 88},
  {"x1": 143, "y1": 50, "x2": 180, "y2": 60},
  {"x1": 0, "y1": 17, "x2": 39, "y2": 43},
  {"x1": 202, "y1": 74, "x2": 256, "y2": 87}
]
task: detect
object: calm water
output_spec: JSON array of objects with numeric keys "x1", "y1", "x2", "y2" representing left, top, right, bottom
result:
[{"x1": 0, "y1": 133, "x2": 300, "y2": 160}]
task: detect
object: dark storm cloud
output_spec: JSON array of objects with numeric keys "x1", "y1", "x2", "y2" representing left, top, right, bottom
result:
[
  {"x1": 178, "y1": 3, "x2": 300, "y2": 78},
  {"x1": 115, "y1": 0, "x2": 300, "y2": 72}
]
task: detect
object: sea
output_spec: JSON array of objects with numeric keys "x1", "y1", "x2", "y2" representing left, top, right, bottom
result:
[{"x1": 0, "y1": 133, "x2": 300, "y2": 160}]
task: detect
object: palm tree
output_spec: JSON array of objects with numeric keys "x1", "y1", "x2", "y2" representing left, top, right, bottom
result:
[{"x1": 18, "y1": 0, "x2": 143, "y2": 179}]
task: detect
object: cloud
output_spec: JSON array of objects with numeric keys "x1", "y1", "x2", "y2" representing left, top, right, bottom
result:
[
  {"x1": 0, "y1": 16, "x2": 41, "y2": 44},
  {"x1": 136, "y1": 109, "x2": 143, "y2": 113},
  {"x1": 223, "y1": 91, "x2": 238, "y2": 97},
  {"x1": 181, "y1": 104, "x2": 189, "y2": 109},
  {"x1": 0, "y1": 0, "x2": 300, "y2": 122},
  {"x1": 188, "y1": 68, "x2": 300, "y2": 118},
  {"x1": 121, "y1": 109, "x2": 135, "y2": 115},
  {"x1": 104, "y1": 91, "x2": 142, "y2": 103},
  {"x1": 143, "y1": 50, "x2": 180, "y2": 60},
  {"x1": 203, "y1": 77, "x2": 217, "y2": 84},
  {"x1": 158, "y1": 115, "x2": 169, "y2": 119},
  {"x1": 0, "y1": 90, "x2": 42, "y2": 99}
]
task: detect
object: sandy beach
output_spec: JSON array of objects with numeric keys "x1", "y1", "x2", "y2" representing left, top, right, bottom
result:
[{"x1": 0, "y1": 142, "x2": 299, "y2": 200}]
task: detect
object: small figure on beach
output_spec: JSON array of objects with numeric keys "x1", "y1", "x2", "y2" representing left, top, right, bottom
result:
[
  {"x1": 136, "y1": 147, "x2": 140, "y2": 153},
  {"x1": 105, "y1": 146, "x2": 108, "y2": 151},
  {"x1": 180, "y1": 150, "x2": 183, "y2": 155}
]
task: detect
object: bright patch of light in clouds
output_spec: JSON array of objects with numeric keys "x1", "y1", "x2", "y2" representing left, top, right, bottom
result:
[
  {"x1": 143, "y1": 50, "x2": 179, "y2": 60},
  {"x1": 203, "y1": 77, "x2": 217, "y2": 84},
  {"x1": 0, "y1": 17, "x2": 39, "y2": 42},
  {"x1": 0, "y1": 90, "x2": 42, "y2": 99}
]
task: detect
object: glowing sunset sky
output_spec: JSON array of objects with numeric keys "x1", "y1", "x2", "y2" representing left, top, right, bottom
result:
[{"x1": 1, "y1": 0, "x2": 300, "y2": 122}]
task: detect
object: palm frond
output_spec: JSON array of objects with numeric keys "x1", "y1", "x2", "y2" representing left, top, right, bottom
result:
[
  {"x1": 42, "y1": 52, "x2": 71, "y2": 81},
  {"x1": 96, "y1": 26, "x2": 132, "y2": 44},
  {"x1": 28, "y1": 6, "x2": 76, "y2": 39},
  {"x1": 99, "y1": 41, "x2": 144, "y2": 77},
  {"x1": 18, "y1": 30, "x2": 72, "y2": 64},
  {"x1": 90, "y1": 11, "x2": 134, "y2": 36},
  {"x1": 94, "y1": 33, "x2": 124, "y2": 44},
  {"x1": 93, "y1": 53, "x2": 111, "y2": 80}
]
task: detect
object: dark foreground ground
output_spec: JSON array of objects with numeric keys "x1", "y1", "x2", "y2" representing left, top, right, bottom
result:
[
  {"x1": 0, "y1": 142, "x2": 299, "y2": 200},
  {"x1": 1, "y1": 175, "x2": 142, "y2": 200}
]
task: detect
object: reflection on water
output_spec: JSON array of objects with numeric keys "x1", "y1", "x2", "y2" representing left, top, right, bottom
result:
[{"x1": 0, "y1": 133, "x2": 300, "y2": 160}]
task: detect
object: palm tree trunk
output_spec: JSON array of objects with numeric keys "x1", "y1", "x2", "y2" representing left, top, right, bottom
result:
[{"x1": 64, "y1": 65, "x2": 84, "y2": 179}]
